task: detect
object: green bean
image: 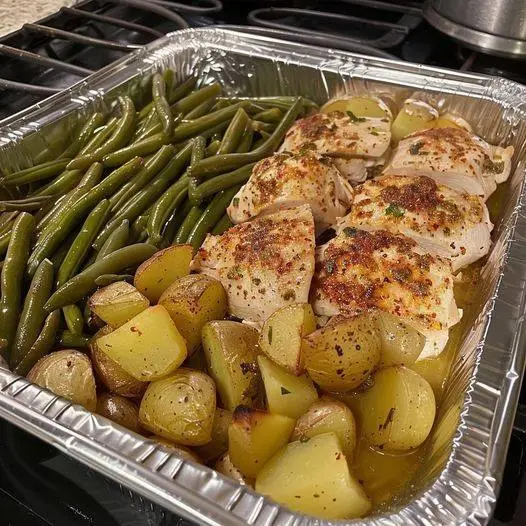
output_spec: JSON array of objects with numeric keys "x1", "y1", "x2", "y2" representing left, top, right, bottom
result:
[
  {"x1": 96, "y1": 220, "x2": 129, "y2": 261},
  {"x1": 0, "y1": 213, "x2": 35, "y2": 357},
  {"x1": 79, "y1": 116, "x2": 118, "y2": 155},
  {"x1": 94, "y1": 274, "x2": 133, "y2": 287},
  {"x1": 252, "y1": 121, "x2": 276, "y2": 133},
  {"x1": 187, "y1": 136, "x2": 206, "y2": 206},
  {"x1": 57, "y1": 199, "x2": 110, "y2": 287},
  {"x1": 10, "y1": 259, "x2": 54, "y2": 368},
  {"x1": 174, "y1": 205, "x2": 204, "y2": 245},
  {"x1": 130, "y1": 215, "x2": 149, "y2": 242},
  {"x1": 93, "y1": 143, "x2": 192, "y2": 250},
  {"x1": 13, "y1": 310, "x2": 61, "y2": 375},
  {"x1": 152, "y1": 72, "x2": 173, "y2": 137},
  {"x1": 187, "y1": 186, "x2": 241, "y2": 251},
  {"x1": 56, "y1": 331, "x2": 90, "y2": 349},
  {"x1": 168, "y1": 76, "x2": 198, "y2": 105},
  {"x1": 67, "y1": 97, "x2": 136, "y2": 170},
  {"x1": 60, "y1": 112, "x2": 105, "y2": 159},
  {"x1": 184, "y1": 98, "x2": 215, "y2": 120},
  {"x1": 211, "y1": 213, "x2": 233, "y2": 235},
  {"x1": 0, "y1": 196, "x2": 50, "y2": 212},
  {"x1": 217, "y1": 108, "x2": 250, "y2": 155},
  {"x1": 32, "y1": 169, "x2": 83, "y2": 198},
  {"x1": 193, "y1": 163, "x2": 254, "y2": 203},
  {"x1": 236, "y1": 122, "x2": 254, "y2": 153},
  {"x1": 135, "y1": 108, "x2": 158, "y2": 141},
  {"x1": 3, "y1": 159, "x2": 71, "y2": 186},
  {"x1": 29, "y1": 157, "x2": 142, "y2": 277},
  {"x1": 172, "y1": 83, "x2": 221, "y2": 116},
  {"x1": 102, "y1": 132, "x2": 168, "y2": 168},
  {"x1": 110, "y1": 145, "x2": 174, "y2": 212},
  {"x1": 253, "y1": 108, "x2": 283, "y2": 123},
  {"x1": 217, "y1": 96, "x2": 317, "y2": 112},
  {"x1": 51, "y1": 235, "x2": 74, "y2": 269},
  {"x1": 189, "y1": 98, "x2": 302, "y2": 179},
  {"x1": 45, "y1": 243, "x2": 157, "y2": 311},
  {"x1": 0, "y1": 230, "x2": 11, "y2": 258},
  {"x1": 62, "y1": 304, "x2": 84, "y2": 335},
  {"x1": 205, "y1": 139, "x2": 221, "y2": 156}
]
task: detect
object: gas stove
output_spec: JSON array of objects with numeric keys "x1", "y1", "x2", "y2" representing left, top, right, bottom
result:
[{"x1": 0, "y1": 1, "x2": 525, "y2": 525}]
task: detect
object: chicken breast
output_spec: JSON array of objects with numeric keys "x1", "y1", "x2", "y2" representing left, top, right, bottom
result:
[
  {"x1": 311, "y1": 229, "x2": 461, "y2": 359},
  {"x1": 227, "y1": 151, "x2": 354, "y2": 232},
  {"x1": 192, "y1": 205, "x2": 315, "y2": 325},
  {"x1": 280, "y1": 111, "x2": 391, "y2": 184},
  {"x1": 337, "y1": 174, "x2": 492, "y2": 271},
  {"x1": 383, "y1": 127, "x2": 514, "y2": 200}
]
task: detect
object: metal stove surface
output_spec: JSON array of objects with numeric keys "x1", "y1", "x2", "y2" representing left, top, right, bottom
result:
[{"x1": 0, "y1": 1, "x2": 525, "y2": 525}]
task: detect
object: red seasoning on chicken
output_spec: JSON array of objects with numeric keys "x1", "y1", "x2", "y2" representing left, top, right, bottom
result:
[
  {"x1": 192, "y1": 206, "x2": 315, "y2": 325},
  {"x1": 311, "y1": 229, "x2": 461, "y2": 359},
  {"x1": 337, "y1": 174, "x2": 492, "y2": 271},
  {"x1": 227, "y1": 151, "x2": 354, "y2": 231},
  {"x1": 383, "y1": 127, "x2": 513, "y2": 199}
]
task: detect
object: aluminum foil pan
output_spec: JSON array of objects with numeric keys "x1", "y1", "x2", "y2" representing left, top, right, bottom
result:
[{"x1": 1, "y1": 28, "x2": 526, "y2": 526}]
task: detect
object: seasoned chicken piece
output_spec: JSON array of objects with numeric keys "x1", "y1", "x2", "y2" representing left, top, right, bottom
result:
[
  {"x1": 227, "y1": 151, "x2": 354, "y2": 232},
  {"x1": 311, "y1": 229, "x2": 461, "y2": 359},
  {"x1": 383, "y1": 127, "x2": 514, "y2": 200},
  {"x1": 337, "y1": 175, "x2": 492, "y2": 271},
  {"x1": 280, "y1": 111, "x2": 391, "y2": 184},
  {"x1": 192, "y1": 206, "x2": 315, "y2": 325}
]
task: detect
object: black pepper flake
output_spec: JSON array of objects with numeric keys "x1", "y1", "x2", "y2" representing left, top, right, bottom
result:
[
  {"x1": 267, "y1": 326, "x2": 273, "y2": 345},
  {"x1": 381, "y1": 407, "x2": 396, "y2": 430},
  {"x1": 281, "y1": 386, "x2": 291, "y2": 395},
  {"x1": 299, "y1": 436, "x2": 310, "y2": 443},
  {"x1": 346, "y1": 110, "x2": 366, "y2": 123}
]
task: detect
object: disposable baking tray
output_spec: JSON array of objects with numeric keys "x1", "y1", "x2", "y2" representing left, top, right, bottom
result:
[{"x1": 1, "y1": 28, "x2": 526, "y2": 526}]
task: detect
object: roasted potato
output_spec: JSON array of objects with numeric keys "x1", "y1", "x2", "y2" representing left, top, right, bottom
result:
[
  {"x1": 321, "y1": 95, "x2": 392, "y2": 119},
  {"x1": 215, "y1": 453, "x2": 253, "y2": 486},
  {"x1": 255, "y1": 432, "x2": 371, "y2": 519},
  {"x1": 228, "y1": 406, "x2": 295, "y2": 478},
  {"x1": 139, "y1": 368, "x2": 216, "y2": 446},
  {"x1": 195, "y1": 408, "x2": 232, "y2": 463},
  {"x1": 374, "y1": 311, "x2": 425, "y2": 367},
  {"x1": 89, "y1": 282, "x2": 149, "y2": 328},
  {"x1": 259, "y1": 303, "x2": 315, "y2": 375},
  {"x1": 358, "y1": 366, "x2": 436, "y2": 450},
  {"x1": 292, "y1": 396, "x2": 357, "y2": 460},
  {"x1": 302, "y1": 314, "x2": 381, "y2": 392},
  {"x1": 257, "y1": 355, "x2": 318, "y2": 419},
  {"x1": 434, "y1": 112, "x2": 472, "y2": 132},
  {"x1": 96, "y1": 393, "x2": 140, "y2": 432},
  {"x1": 97, "y1": 305, "x2": 187, "y2": 382},
  {"x1": 27, "y1": 350, "x2": 97, "y2": 411},
  {"x1": 391, "y1": 99, "x2": 438, "y2": 143},
  {"x1": 134, "y1": 244, "x2": 193, "y2": 303},
  {"x1": 90, "y1": 326, "x2": 148, "y2": 398},
  {"x1": 158, "y1": 274, "x2": 227, "y2": 355},
  {"x1": 202, "y1": 321, "x2": 261, "y2": 411},
  {"x1": 150, "y1": 435, "x2": 202, "y2": 463}
]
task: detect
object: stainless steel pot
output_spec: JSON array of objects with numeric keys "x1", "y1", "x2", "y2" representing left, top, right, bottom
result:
[{"x1": 424, "y1": 0, "x2": 526, "y2": 58}]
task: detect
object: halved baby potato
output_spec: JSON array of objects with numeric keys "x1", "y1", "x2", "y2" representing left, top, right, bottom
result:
[
  {"x1": 255, "y1": 432, "x2": 371, "y2": 520},
  {"x1": 139, "y1": 368, "x2": 216, "y2": 446},
  {"x1": 259, "y1": 303, "x2": 315, "y2": 375},
  {"x1": 202, "y1": 320, "x2": 261, "y2": 411},
  {"x1": 89, "y1": 282, "x2": 149, "y2": 328},
  {"x1": 96, "y1": 305, "x2": 187, "y2": 382},
  {"x1": 391, "y1": 99, "x2": 438, "y2": 143},
  {"x1": 358, "y1": 366, "x2": 436, "y2": 450},
  {"x1": 434, "y1": 112, "x2": 472, "y2": 132},
  {"x1": 195, "y1": 407, "x2": 232, "y2": 463},
  {"x1": 228, "y1": 406, "x2": 295, "y2": 478},
  {"x1": 215, "y1": 453, "x2": 253, "y2": 486},
  {"x1": 302, "y1": 314, "x2": 381, "y2": 392},
  {"x1": 258, "y1": 355, "x2": 318, "y2": 419},
  {"x1": 134, "y1": 244, "x2": 193, "y2": 303},
  {"x1": 96, "y1": 393, "x2": 140, "y2": 433},
  {"x1": 158, "y1": 274, "x2": 227, "y2": 355},
  {"x1": 292, "y1": 396, "x2": 357, "y2": 460},
  {"x1": 321, "y1": 95, "x2": 392, "y2": 119}
]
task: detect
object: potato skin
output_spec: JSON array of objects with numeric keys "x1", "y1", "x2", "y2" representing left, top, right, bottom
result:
[
  {"x1": 195, "y1": 408, "x2": 232, "y2": 463},
  {"x1": 90, "y1": 326, "x2": 148, "y2": 398},
  {"x1": 96, "y1": 393, "x2": 140, "y2": 432},
  {"x1": 158, "y1": 274, "x2": 227, "y2": 355},
  {"x1": 215, "y1": 453, "x2": 253, "y2": 486},
  {"x1": 302, "y1": 314, "x2": 381, "y2": 391},
  {"x1": 292, "y1": 396, "x2": 357, "y2": 460},
  {"x1": 27, "y1": 350, "x2": 97, "y2": 411},
  {"x1": 139, "y1": 368, "x2": 216, "y2": 446},
  {"x1": 150, "y1": 435, "x2": 202, "y2": 463}
]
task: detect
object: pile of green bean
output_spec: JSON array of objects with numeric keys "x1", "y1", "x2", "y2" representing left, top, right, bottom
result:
[{"x1": 0, "y1": 69, "x2": 316, "y2": 376}]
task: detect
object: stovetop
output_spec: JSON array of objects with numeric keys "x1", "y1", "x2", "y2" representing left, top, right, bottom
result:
[{"x1": 0, "y1": 1, "x2": 525, "y2": 524}]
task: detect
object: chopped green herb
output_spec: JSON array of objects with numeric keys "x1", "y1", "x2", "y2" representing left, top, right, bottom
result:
[
  {"x1": 343, "y1": 226, "x2": 357, "y2": 237},
  {"x1": 483, "y1": 155, "x2": 505, "y2": 174},
  {"x1": 299, "y1": 436, "x2": 310, "y2": 443},
  {"x1": 325, "y1": 261, "x2": 335, "y2": 274},
  {"x1": 381, "y1": 407, "x2": 396, "y2": 430},
  {"x1": 281, "y1": 386, "x2": 291, "y2": 395},
  {"x1": 267, "y1": 326, "x2": 273, "y2": 345},
  {"x1": 408, "y1": 141, "x2": 425, "y2": 155},
  {"x1": 370, "y1": 129, "x2": 379, "y2": 136},
  {"x1": 226, "y1": 266, "x2": 243, "y2": 280},
  {"x1": 232, "y1": 197, "x2": 239, "y2": 207},
  {"x1": 346, "y1": 111, "x2": 366, "y2": 123},
  {"x1": 283, "y1": 289, "x2": 296, "y2": 301},
  {"x1": 298, "y1": 142, "x2": 317, "y2": 155},
  {"x1": 252, "y1": 277, "x2": 261, "y2": 286},
  {"x1": 443, "y1": 226, "x2": 451, "y2": 236},
  {"x1": 385, "y1": 203, "x2": 405, "y2": 217}
]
